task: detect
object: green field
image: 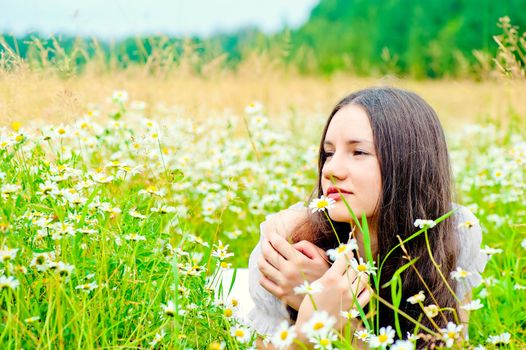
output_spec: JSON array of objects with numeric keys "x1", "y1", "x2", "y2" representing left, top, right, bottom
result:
[{"x1": 0, "y1": 84, "x2": 524, "y2": 348}]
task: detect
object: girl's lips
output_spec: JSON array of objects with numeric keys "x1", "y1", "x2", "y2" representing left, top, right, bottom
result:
[{"x1": 327, "y1": 192, "x2": 350, "y2": 201}]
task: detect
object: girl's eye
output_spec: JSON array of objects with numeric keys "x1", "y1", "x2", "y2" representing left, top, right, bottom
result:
[
  {"x1": 324, "y1": 151, "x2": 334, "y2": 158},
  {"x1": 354, "y1": 150, "x2": 369, "y2": 156}
]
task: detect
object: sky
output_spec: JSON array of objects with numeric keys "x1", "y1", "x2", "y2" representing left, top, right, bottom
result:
[{"x1": 1, "y1": 0, "x2": 319, "y2": 39}]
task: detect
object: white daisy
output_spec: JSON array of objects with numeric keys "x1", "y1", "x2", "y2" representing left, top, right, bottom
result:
[
  {"x1": 487, "y1": 332, "x2": 511, "y2": 345},
  {"x1": 369, "y1": 326, "x2": 395, "y2": 348},
  {"x1": 309, "y1": 330, "x2": 338, "y2": 350},
  {"x1": 301, "y1": 311, "x2": 336, "y2": 338},
  {"x1": 128, "y1": 208, "x2": 147, "y2": 219},
  {"x1": 75, "y1": 281, "x2": 98, "y2": 293},
  {"x1": 480, "y1": 245, "x2": 503, "y2": 256},
  {"x1": 423, "y1": 304, "x2": 439, "y2": 318},
  {"x1": 294, "y1": 280, "x2": 324, "y2": 295},
  {"x1": 407, "y1": 290, "x2": 425, "y2": 304},
  {"x1": 0, "y1": 246, "x2": 19, "y2": 263},
  {"x1": 309, "y1": 196, "x2": 336, "y2": 213},
  {"x1": 326, "y1": 239, "x2": 357, "y2": 261},
  {"x1": 460, "y1": 298, "x2": 484, "y2": 311},
  {"x1": 349, "y1": 257, "x2": 377, "y2": 276},
  {"x1": 450, "y1": 266, "x2": 471, "y2": 281},
  {"x1": 244, "y1": 101, "x2": 263, "y2": 115},
  {"x1": 271, "y1": 321, "x2": 296, "y2": 350},
  {"x1": 230, "y1": 325, "x2": 251, "y2": 343},
  {"x1": 340, "y1": 308, "x2": 360, "y2": 320},
  {"x1": 354, "y1": 329, "x2": 372, "y2": 343},
  {"x1": 0, "y1": 275, "x2": 20, "y2": 290},
  {"x1": 390, "y1": 339, "x2": 415, "y2": 350},
  {"x1": 161, "y1": 300, "x2": 176, "y2": 317},
  {"x1": 440, "y1": 322, "x2": 463, "y2": 348},
  {"x1": 413, "y1": 219, "x2": 436, "y2": 229},
  {"x1": 124, "y1": 233, "x2": 146, "y2": 242}
]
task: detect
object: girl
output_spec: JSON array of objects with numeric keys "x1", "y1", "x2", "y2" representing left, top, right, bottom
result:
[{"x1": 247, "y1": 87, "x2": 489, "y2": 349}]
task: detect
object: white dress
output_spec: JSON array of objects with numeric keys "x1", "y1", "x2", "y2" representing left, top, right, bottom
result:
[{"x1": 246, "y1": 202, "x2": 490, "y2": 336}]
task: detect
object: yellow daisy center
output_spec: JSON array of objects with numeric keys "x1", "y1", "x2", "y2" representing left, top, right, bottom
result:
[
  {"x1": 209, "y1": 342, "x2": 221, "y2": 350},
  {"x1": 234, "y1": 329, "x2": 245, "y2": 338},
  {"x1": 317, "y1": 200, "x2": 328, "y2": 208},
  {"x1": 358, "y1": 264, "x2": 367, "y2": 272},
  {"x1": 378, "y1": 334, "x2": 388, "y2": 343},
  {"x1": 280, "y1": 331, "x2": 289, "y2": 340},
  {"x1": 313, "y1": 322, "x2": 325, "y2": 330},
  {"x1": 224, "y1": 309, "x2": 233, "y2": 317},
  {"x1": 320, "y1": 339, "x2": 330, "y2": 346}
]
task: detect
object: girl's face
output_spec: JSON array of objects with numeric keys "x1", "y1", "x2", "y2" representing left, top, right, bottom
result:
[{"x1": 321, "y1": 104, "x2": 382, "y2": 223}]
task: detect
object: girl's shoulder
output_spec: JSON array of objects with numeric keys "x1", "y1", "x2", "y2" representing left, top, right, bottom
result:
[{"x1": 259, "y1": 201, "x2": 310, "y2": 239}]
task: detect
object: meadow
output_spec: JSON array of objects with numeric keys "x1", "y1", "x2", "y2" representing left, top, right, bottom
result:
[{"x1": 0, "y1": 48, "x2": 525, "y2": 349}]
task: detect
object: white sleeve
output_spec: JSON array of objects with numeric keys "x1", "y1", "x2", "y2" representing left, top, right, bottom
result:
[
  {"x1": 246, "y1": 217, "x2": 291, "y2": 336},
  {"x1": 453, "y1": 205, "x2": 490, "y2": 300},
  {"x1": 246, "y1": 201, "x2": 309, "y2": 335}
]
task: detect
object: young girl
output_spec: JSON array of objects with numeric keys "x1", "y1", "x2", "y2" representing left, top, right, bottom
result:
[{"x1": 247, "y1": 87, "x2": 489, "y2": 349}]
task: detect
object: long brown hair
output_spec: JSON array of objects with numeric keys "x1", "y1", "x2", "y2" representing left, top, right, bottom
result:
[{"x1": 289, "y1": 87, "x2": 459, "y2": 345}]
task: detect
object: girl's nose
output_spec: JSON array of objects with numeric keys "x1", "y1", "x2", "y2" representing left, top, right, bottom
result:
[{"x1": 322, "y1": 152, "x2": 347, "y2": 181}]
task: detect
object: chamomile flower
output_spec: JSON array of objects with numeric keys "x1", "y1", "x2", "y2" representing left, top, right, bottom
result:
[
  {"x1": 413, "y1": 219, "x2": 436, "y2": 229},
  {"x1": 0, "y1": 275, "x2": 20, "y2": 290},
  {"x1": 301, "y1": 311, "x2": 336, "y2": 338},
  {"x1": 0, "y1": 246, "x2": 19, "y2": 263},
  {"x1": 149, "y1": 330, "x2": 166, "y2": 347},
  {"x1": 124, "y1": 233, "x2": 146, "y2": 242},
  {"x1": 30, "y1": 252, "x2": 54, "y2": 272},
  {"x1": 340, "y1": 308, "x2": 360, "y2": 320},
  {"x1": 480, "y1": 245, "x2": 503, "y2": 256},
  {"x1": 451, "y1": 266, "x2": 471, "y2": 281},
  {"x1": 423, "y1": 304, "x2": 439, "y2": 318},
  {"x1": 208, "y1": 341, "x2": 225, "y2": 350},
  {"x1": 354, "y1": 329, "x2": 372, "y2": 343},
  {"x1": 487, "y1": 332, "x2": 511, "y2": 345},
  {"x1": 349, "y1": 257, "x2": 377, "y2": 276},
  {"x1": 161, "y1": 300, "x2": 176, "y2": 317},
  {"x1": 245, "y1": 101, "x2": 263, "y2": 115},
  {"x1": 54, "y1": 261, "x2": 75, "y2": 281},
  {"x1": 293, "y1": 280, "x2": 324, "y2": 295},
  {"x1": 460, "y1": 298, "x2": 484, "y2": 311},
  {"x1": 407, "y1": 290, "x2": 425, "y2": 304},
  {"x1": 440, "y1": 322, "x2": 463, "y2": 348},
  {"x1": 271, "y1": 321, "x2": 297, "y2": 349},
  {"x1": 75, "y1": 281, "x2": 98, "y2": 293},
  {"x1": 150, "y1": 205, "x2": 176, "y2": 214},
  {"x1": 230, "y1": 325, "x2": 251, "y2": 344},
  {"x1": 112, "y1": 90, "x2": 129, "y2": 104},
  {"x1": 309, "y1": 196, "x2": 335, "y2": 213},
  {"x1": 128, "y1": 208, "x2": 147, "y2": 219},
  {"x1": 369, "y1": 326, "x2": 395, "y2": 348},
  {"x1": 309, "y1": 330, "x2": 338, "y2": 350},
  {"x1": 390, "y1": 339, "x2": 415, "y2": 350},
  {"x1": 326, "y1": 238, "x2": 358, "y2": 262}
]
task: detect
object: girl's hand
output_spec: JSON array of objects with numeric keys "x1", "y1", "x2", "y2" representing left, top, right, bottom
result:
[
  {"x1": 257, "y1": 231, "x2": 330, "y2": 310},
  {"x1": 295, "y1": 252, "x2": 372, "y2": 336}
]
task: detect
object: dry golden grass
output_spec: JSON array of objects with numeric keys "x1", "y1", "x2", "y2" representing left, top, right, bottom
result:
[{"x1": 1, "y1": 66, "x2": 525, "y2": 131}]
